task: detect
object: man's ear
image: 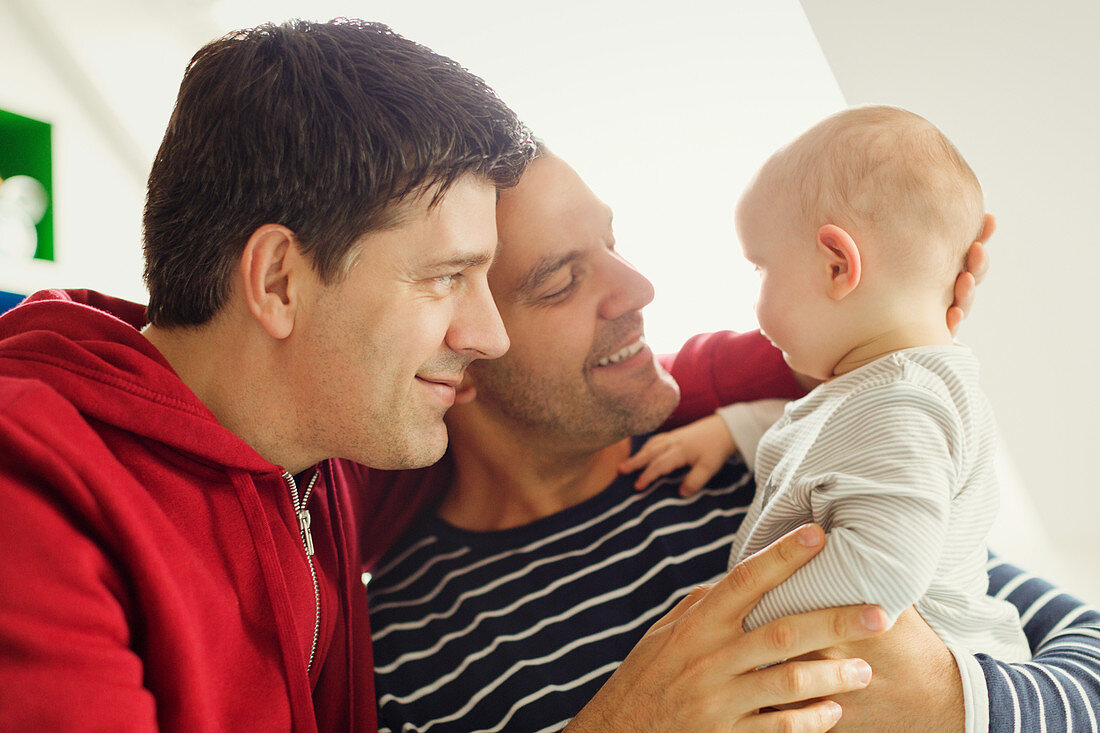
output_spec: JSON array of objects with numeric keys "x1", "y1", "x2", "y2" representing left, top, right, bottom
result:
[
  {"x1": 817, "y1": 224, "x2": 861, "y2": 301},
  {"x1": 239, "y1": 224, "x2": 305, "y2": 339}
]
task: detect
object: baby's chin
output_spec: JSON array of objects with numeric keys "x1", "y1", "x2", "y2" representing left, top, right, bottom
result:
[{"x1": 780, "y1": 351, "x2": 830, "y2": 383}]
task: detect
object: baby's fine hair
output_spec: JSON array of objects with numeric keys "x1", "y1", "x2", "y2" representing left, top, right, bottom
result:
[{"x1": 765, "y1": 106, "x2": 984, "y2": 284}]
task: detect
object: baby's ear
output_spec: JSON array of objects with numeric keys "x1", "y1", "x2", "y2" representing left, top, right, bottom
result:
[{"x1": 817, "y1": 224, "x2": 861, "y2": 300}]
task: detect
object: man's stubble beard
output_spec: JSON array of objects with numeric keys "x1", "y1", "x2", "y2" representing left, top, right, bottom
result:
[{"x1": 468, "y1": 356, "x2": 680, "y2": 450}]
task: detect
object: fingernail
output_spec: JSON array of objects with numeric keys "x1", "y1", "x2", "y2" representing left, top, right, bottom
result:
[
  {"x1": 796, "y1": 525, "x2": 822, "y2": 547},
  {"x1": 828, "y1": 701, "x2": 843, "y2": 724},
  {"x1": 847, "y1": 660, "x2": 872, "y2": 685},
  {"x1": 861, "y1": 607, "x2": 888, "y2": 631}
]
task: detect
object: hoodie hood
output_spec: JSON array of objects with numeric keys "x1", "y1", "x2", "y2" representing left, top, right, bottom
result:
[{"x1": 0, "y1": 288, "x2": 276, "y2": 473}]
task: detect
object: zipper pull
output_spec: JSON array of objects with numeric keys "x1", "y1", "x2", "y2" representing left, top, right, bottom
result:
[{"x1": 297, "y1": 509, "x2": 315, "y2": 557}]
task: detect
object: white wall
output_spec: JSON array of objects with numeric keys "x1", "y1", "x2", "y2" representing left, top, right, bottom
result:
[
  {"x1": 800, "y1": 0, "x2": 1100, "y2": 606},
  {"x1": 0, "y1": 0, "x2": 203, "y2": 301}
]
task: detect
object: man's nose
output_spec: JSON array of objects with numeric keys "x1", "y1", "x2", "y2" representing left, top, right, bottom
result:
[
  {"x1": 447, "y1": 276, "x2": 510, "y2": 360},
  {"x1": 597, "y1": 252, "x2": 656, "y2": 321}
]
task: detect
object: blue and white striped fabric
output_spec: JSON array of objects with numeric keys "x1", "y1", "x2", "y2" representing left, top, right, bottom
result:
[
  {"x1": 368, "y1": 444, "x2": 1100, "y2": 732},
  {"x1": 981, "y1": 557, "x2": 1100, "y2": 731}
]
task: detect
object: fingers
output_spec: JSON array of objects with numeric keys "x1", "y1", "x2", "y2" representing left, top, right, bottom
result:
[
  {"x1": 649, "y1": 583, "x2": 714, "y2": 633},
  {"x1": 617, "y1": 436, "x2": 670, "y2": 480},
  {"x1": 692, "y1": 525, "x2": 826, "y2": 632},
  {"x1": 619, "y1": 437, "x2": 690, "y2": 490},
  {"x1": 634, "y1": 450, "x2": 688, "y2": 489},
  {"x1": 735, "y1": 605, "x2": 889, "y2": 673},
  {"x1": 977, "y1": 213, "x2": 996, "y2": 244},
  {"x1": 738, "y1": 700, "x2": 844, "y2": 733},
  {"x1": 737, "y1": 658, "x2": 870, "y2": 720},
  {"x1": 965, "y1": 241, "x2": 990, "y2": 285},
  {"x1": 618, "y1": 437, "x2": 660, "y2": 475},
  {"x1": 953, "y1": 270, "x2": 976, "y2": 312},
  {"x1": 679, "y1": 461, "x2": 720, "y2": 497},
  {"x1": 946, "y1": 306, "x2": 965, "y2": 337},
  {"x1": 947, "y1": 268, "x2": 976, "y2": 336}
]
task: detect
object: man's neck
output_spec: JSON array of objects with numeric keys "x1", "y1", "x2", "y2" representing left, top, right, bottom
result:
[
  {"x1": 439, "y1": 417, "x2": 632, "y2": 532},
  {"x1": 142, "y1": 317, "x2": 310, "y2": 472}
]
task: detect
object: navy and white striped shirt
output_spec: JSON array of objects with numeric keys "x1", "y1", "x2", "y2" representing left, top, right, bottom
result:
[{"x1": 369, "y1": 443, "x2": 1100, "y2": 732}]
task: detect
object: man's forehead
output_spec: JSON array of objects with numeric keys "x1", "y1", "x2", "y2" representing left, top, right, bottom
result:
[
  {"x1": 500, "y1": 154, "x2": 609, "y2": 226},
  {"x1": 356, "y1": 174, "x2": 498, "y2": 272},
  {"x1": 493, "y1": 154, "x2": 612, "y2": 279},
  {"x1": 496, "y1": 203, "x2": 613, "y2": 287}
]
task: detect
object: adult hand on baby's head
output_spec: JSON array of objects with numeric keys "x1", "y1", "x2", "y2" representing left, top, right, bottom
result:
[{"x1": 947, "y1": 213, "x2": 995, "y2": 336}]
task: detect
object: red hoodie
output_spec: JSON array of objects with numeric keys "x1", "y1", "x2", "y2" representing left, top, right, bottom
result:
[{"x1": 0, "y1": 289, "x2": 392, "y2": 731}]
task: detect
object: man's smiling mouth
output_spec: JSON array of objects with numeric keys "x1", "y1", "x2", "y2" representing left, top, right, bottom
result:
[{"x1": 596, "y1": 337, "x2": 646, "y2": 367}]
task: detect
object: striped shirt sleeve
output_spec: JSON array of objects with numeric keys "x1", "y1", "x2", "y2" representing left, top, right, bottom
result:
[{"x1": 983, "y1": 554, "x2": 1100, "y2": 731}]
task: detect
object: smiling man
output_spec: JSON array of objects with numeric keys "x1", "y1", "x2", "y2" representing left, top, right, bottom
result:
[
  {"x1": 365, "y1": 149, "x2": 1100, "y2": 731},
  {"x1": 0, "y1": 20, "x2": 532, "y2": 732}
]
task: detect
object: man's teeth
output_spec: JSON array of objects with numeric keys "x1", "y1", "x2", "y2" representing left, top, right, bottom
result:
[{"x1": 597, "y1": 338, "x2": 645, "y2": 367}]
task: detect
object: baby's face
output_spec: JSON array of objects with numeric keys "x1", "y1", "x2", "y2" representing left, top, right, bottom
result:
[{"x1": 736, "y1": 186, "x2": 838, "y2": 380}]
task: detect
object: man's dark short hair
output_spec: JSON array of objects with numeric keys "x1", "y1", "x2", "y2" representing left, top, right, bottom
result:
[{"x1": 143, "y1": 18, "x2": 534, "y2": 326}]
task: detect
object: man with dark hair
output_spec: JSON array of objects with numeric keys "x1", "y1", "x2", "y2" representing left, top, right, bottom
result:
[
  {"x1": 143, "y1": 20, "x2": 529, "y2": 329},
  {"x1": 0, "y1": 19, "x2": 532, "y2": 731},
  {"x1": 366, "y1": 150, "x2": 1100, "y2": 731}
]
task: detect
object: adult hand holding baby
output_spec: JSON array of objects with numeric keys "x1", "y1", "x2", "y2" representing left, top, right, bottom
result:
[
  {"x1": 786, "y1": 607, "x2": 963, "y2": 731},
  {"x1": 565, "y1": 524, "x2": 888, "y2": 733}
]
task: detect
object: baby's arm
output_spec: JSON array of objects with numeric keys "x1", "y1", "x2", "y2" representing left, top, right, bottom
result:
[
  {"x1": 744, "y1": 384, "x2": 960, "y2": 629},
  {"x1": 618, "y1": 414, "x2": 736, "y2": 496},
  {"x1": 620, "y1": 399, "x2": 787, "y2": 495}
]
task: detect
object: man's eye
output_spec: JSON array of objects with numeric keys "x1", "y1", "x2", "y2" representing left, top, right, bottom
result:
[
  {"x1": 542, "y1": 274, "x2": 577, "y2": 302},
  {"x1": 432, "y1": 274, "x2": 458, "y2": 286}
]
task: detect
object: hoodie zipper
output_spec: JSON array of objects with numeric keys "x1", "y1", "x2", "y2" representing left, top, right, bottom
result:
[{"x1": 283, "y1": 469, "x2": 321, "y2": 677}]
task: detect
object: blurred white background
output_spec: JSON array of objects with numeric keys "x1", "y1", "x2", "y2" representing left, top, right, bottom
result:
[{"x1": 1, "y1": 0, "x2": 1096, "y2": 604}]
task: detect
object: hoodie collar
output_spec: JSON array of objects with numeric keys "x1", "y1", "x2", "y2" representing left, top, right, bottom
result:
[{"x1": 0, "y1": 289, "x2": 279, "y2": 474}]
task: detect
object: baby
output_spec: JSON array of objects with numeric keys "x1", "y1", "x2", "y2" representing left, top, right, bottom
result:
[{"x1": 626, "y1": 106, "x2": 1029, "y2": 660}]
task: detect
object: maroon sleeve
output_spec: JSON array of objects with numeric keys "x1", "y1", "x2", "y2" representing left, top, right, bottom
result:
[
  {"x1": 659, "y1": 330, "x2": 805, "y2": 429},
  {"x1": 0, "y1": 382, "x2": 158, "y2": 730},
  {"x1": 334, "y1": 459, "x2": 449, "y2": 570}
]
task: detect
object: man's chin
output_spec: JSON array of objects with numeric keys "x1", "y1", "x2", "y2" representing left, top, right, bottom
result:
[
  {"x1": 618, "y1": 366, "x2": 680, "y2": 436},
  {"x1": 356, "y1": 425, "x2": 449, "y2": 471}
]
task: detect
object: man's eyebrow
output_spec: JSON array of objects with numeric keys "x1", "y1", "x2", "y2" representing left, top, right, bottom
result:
[
  {"x1": 417, "y1": 247, "x2": 496, "y2": 273},
  {"x1": 514, "y1": 250, "x2": 583, "y2": 301}
]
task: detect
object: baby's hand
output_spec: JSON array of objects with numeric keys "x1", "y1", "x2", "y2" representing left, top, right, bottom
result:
[{"x1": 618, "y1": 414, "x2": 737, "y2": 497}]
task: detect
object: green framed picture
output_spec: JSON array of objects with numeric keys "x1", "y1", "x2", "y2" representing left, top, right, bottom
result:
[{"x1": 0, "y1": 108, "x2": 53, "y2": 261}]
